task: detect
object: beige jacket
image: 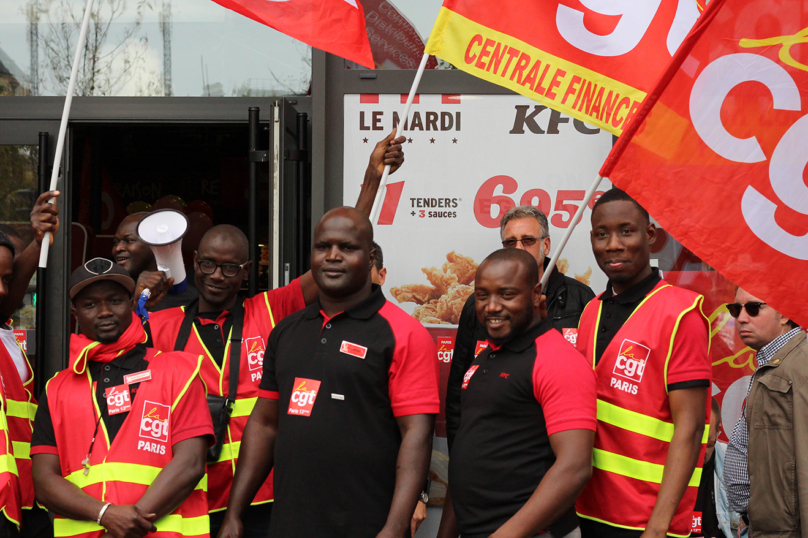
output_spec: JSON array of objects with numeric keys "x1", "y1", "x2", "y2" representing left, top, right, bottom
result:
[{"x1": 747, "y1": 331, "x2": 808, "y2": 538}]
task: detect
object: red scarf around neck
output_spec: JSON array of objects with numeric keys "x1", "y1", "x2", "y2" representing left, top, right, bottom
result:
[{"x1": 70, "y1": 313, "x2": 147, "y2": 374}]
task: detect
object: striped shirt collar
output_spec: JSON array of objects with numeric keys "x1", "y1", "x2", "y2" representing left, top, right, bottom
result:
[{"x1": 756, "y1": 327, "x2": 804, "y2": 368}]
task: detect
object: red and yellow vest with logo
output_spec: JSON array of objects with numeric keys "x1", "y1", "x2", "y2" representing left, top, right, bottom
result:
[
  {"x1": 45, "y1": 349, "x2": 209, "y2": 538},
  {"x1": 148, "y1": 293, "x2": 280, "y2": 511},
  {"x1": 575, "y1": 281, "x2": 710, "y2": 537},
  {"x1": 0, "y1": 341, "x2": 36, "y2": 528}
]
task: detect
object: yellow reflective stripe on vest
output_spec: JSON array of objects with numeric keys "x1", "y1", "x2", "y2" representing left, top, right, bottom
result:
[
  {"x1": 217, "y1": 441, "x2": 241, "y2": 462},
  {"x1": 230, "y1": 398, "x2": 257, "y2": 419},
  {"x1": 65, "y1": 462, "x2": 207, "y2": 492},
  {"x1": 597, "y1": 400, "x2": 674, "y2": 442},
  {"x1": 12, "y1": 442, "x2": 29, "y2": 460},
  {"x1": 6, "y1": 400, "x2": 36, "y2": 420},
  {"x1": 593, "y1": 448, "x2": 702, "y2": 487},
  {"x1": 54, "y1": 514, "x2": 209, "y2": 537},
  {"x1": 597, "y1": 400, "x2": 711, "y2": 444},
  {"x1": 0, "y1": 452, "x2": 18, "y2": 476}
]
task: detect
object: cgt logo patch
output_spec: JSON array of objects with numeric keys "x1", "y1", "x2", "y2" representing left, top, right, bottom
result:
[
  {"x1": 474, "y1": 341, "x2": 488, "y2": 357},
  {"x1": 288, "y1": 378, "x2": 321, "y2": 417},
  {"x1": 613, "y1": 339, "x2": 651, "y2": 384},
  {"x1": 139, "y1": 401, "x2": 170, "y2": 443},
  {"x1": 461, "y1": 365, "x2": 479, "y2": 389},
  {"x1": 245, "y1": 337, "x2": 266, "y2": 372},
  {"x1": 437, "y1": 337, "x2": 455, "y2": 363},
  {"x1": 562, "y1": 328, "x2": 578, "y2": 347}
]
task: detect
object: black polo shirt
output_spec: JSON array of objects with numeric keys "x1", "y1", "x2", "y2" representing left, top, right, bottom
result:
[
  {"x1": 258, "y1": 285, "x2": 440, "y2": 538},
  {"x1": 32, "y1": 345, "x2": 149, "y2": 448},
  {"x1": 595, "y1": 268, "x2": 709, "y2": 392},
  {"x1": 449, "y1": 319, "x2": 597, "y2": 538}
]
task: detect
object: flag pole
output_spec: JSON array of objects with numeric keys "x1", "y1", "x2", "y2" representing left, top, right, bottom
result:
[
  {"x1": 369, "y1": 52, "x2": 431, "y2": 224},
  {"x1": 38, "y1": 0, "x2": 96, "y2": 268},
  {"x1": 540, "y1": 175, "x2": 605, "y2": 290}
]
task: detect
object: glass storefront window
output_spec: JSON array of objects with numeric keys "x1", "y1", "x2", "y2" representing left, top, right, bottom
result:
[
  {"x1": 0, "y1": 145, "x2": 38, "y2": 338},
  {"x1": 0, "y1": 0, "x2": 311, "y2": 97},
  {"x1": 346, "y1": 0, "x2": 450, "y2": 70}
]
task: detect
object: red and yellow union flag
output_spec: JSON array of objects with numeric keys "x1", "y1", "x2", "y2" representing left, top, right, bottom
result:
[{"x1": 425, "y1": 0, "x2": 701, "y2": 135}]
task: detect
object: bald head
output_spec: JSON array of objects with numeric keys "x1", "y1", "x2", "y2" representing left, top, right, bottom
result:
[
  {"x1": 315, "y1": 207, "x2": 374, "y2": 249},
  {"x1": 199, "y1": 225, "x2": 249, "y2": 262},
  {"x1": 311, "y1": 207, "x2": 375, "y2": 301},
  {"x1": 478, "y1": 248, "x2": 539, "y2": 288}
]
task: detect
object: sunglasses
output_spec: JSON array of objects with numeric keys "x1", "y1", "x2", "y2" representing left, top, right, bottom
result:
[
  {"x1": 501, "y1": 236, "x2": 545, "y2": 248},
  {"x1": 727, "y1": 302, "x2": 766, "y2": 318}
]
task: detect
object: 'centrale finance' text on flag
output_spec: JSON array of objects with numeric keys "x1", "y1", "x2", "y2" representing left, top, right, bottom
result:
[
  {"x1": 601, "y1": 0, "x2": 808, "y2": 329},
  {"x1": 425, "y1": 0, "x2": 702, "y2": 135}
]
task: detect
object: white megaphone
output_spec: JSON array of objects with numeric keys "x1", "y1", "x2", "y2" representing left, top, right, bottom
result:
[{"x1": 137, "y1": 209, "x2": 189, "y2": 293}]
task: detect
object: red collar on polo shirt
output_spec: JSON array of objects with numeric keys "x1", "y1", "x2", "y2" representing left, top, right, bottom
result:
[
  {"x1": 320, "y1": 310, "x2": 344, "y2": 329},
  {"x1": 486, "y1": 340, "x2": 503, "y2": 351}
]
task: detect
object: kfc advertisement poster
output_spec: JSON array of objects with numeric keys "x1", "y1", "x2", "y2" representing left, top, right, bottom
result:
[{"x1": 343, "y1": 94, "x2": 756, "y2": 505}]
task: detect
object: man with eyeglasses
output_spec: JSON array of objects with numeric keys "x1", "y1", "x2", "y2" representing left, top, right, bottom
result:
[
  {"x1": 724, "y1": 289, "x2": 806, "y2": 536},
  {"x1": 146, "y1": 131, "x2": 407, "y2": 537},
  {"x1": 445, "y1": 205, "x2": 595, "y2": 451}
]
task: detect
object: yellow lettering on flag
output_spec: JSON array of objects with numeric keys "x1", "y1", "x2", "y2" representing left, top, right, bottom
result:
[{"x1": 425, "y1": 7, "x2": 647, "y2": 135}]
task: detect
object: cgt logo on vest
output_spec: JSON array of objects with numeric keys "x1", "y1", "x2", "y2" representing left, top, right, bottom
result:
[
  {"x1": 437, "y1": 337, "x2": 455, "y2": 363},
  {"x1": 288, "y1": 378, "x2": 321, "y2": 417},
  {"x1": 246, "y1": 336, "x2": 266, "y2": 382},
  {"x1": 610, "y1": 339, "x2": 651, "y2": 395},
  {"x1": 138, "y1": 401, "x2": 170, "y2": 454}
]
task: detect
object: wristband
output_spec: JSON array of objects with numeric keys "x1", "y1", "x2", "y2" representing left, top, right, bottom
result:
[{"x1": 97, "y1": 503, "x2": 112, "y2": 526}]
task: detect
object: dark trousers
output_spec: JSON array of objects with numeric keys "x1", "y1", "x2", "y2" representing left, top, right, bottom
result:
[
  {"x1": 21, "y1": 506, "x2": 53, "y2": 538},
  {"x1": 209, "y1": 503, "x2": 272, "y2": 538},
  {"x1": 579, "y1": 519, "x2": 643, "y2": 538}
]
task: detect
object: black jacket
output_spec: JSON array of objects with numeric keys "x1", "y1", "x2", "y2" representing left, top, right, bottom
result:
[{"x1": 445, "y1": 258, "x2": 596, "y2": 450}]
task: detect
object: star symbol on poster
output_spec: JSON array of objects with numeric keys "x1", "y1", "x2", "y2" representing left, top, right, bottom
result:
[
  {"x1": 452, "y1": 138, "x2": 458, "y2": 144},
  {"x1": 430, "y1": 138, "x2": 435, "y2": 144},
  {"x1": 408, "y1": 138, "x2": 413, "y2": 143},
  {"x1": 362, "y1": 138, "x2": 368, "y2": 143}
]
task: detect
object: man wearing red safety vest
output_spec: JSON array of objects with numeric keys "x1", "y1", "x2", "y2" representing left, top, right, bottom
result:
[
  {"x1": 0, "y1": 191, "x2": 60, "y2": 538},
  {"x1": 575, "y1": 189, "x2": 711, "y2": 538},
  {"x1": 145, "y1": 133, "x2": 406, "y2": 537},
  {"x1": 31, "y1": 259, "x2": 213, "y2": 538}
]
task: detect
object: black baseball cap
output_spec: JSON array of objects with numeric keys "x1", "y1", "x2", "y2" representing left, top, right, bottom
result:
[{"x1": 69, "y1": 258, "x2": 135, "y2": 299}]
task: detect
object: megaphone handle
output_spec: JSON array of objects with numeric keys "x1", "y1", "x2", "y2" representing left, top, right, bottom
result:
[{"x1": 136, "y1": 289, "x2": 151, "y2": 321}]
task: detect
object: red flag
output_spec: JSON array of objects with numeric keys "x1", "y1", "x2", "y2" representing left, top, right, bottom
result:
[
  {"x1": 213, "y1": 0, "x2": 374, "y2": 69},
  {"x1": 425, "y1": 0, "x2": 702, "y2": 135},
  {"x1": 601, "y1": 0, "x2": 808, "y2": 328}
]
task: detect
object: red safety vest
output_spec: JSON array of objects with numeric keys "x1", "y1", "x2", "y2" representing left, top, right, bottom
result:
[
  {"x1": 0, "y1": 340, "x2": 36, "y2": 528},
  {"x1": 45, "y1": 348, "x2": 209, "y2": 538},
  {"x1": 148, "y1": 293, "x2": 279, "y2": 512},
  {"x1": 575, "y1": 281, "x2": 710, "y2": 537}
]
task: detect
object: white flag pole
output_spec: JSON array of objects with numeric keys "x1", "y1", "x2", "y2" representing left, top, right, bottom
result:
[
  {"x1": 38, "y1": 0, "x2": 96, "y2": 268},
  {"x1": 540, "y1": 175, "x2": 606, "y2": 290},
  {"x1": 369, "y1": 52, "x2": 431, "y2": 225}
]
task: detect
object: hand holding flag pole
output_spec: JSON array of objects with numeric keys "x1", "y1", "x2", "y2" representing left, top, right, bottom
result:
[
  {"x1": 369, "y1": 52, "x2": 431, "y2": 225},
  {"x1": 38, "y1": 0, "x2": 96, "y2": 268}
]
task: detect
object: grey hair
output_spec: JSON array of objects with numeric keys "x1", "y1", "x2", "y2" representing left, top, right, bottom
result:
[{"x1": 499, "y1": 205, "x2": 549, "y2": 240}]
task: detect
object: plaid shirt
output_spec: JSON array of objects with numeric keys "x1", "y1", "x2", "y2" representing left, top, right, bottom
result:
[{"x1": 724, "y1": 327, "x2": 804, "y2": 513}]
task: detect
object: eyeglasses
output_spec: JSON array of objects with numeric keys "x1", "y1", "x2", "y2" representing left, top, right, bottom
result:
[
  {"x1": 197, "y1": 259, "x2": 248, "y2": 278},
  {"x1": 727, "y1": 302, "x2": 767, "y2": 318},
  {"x1": 501, "y1": 236, "x2": 545, "y2": 248}
]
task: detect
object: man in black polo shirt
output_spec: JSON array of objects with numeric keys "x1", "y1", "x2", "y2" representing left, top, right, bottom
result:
[
  {"x1": 219, "y1": 207, "x2": 440, "y2": 538},
  {"x1": 446, "y1": 205, "x2": 595, "y2": 450},
  {"x1": 437, "y1": 249, "x2": 596, "y2": 538}
]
